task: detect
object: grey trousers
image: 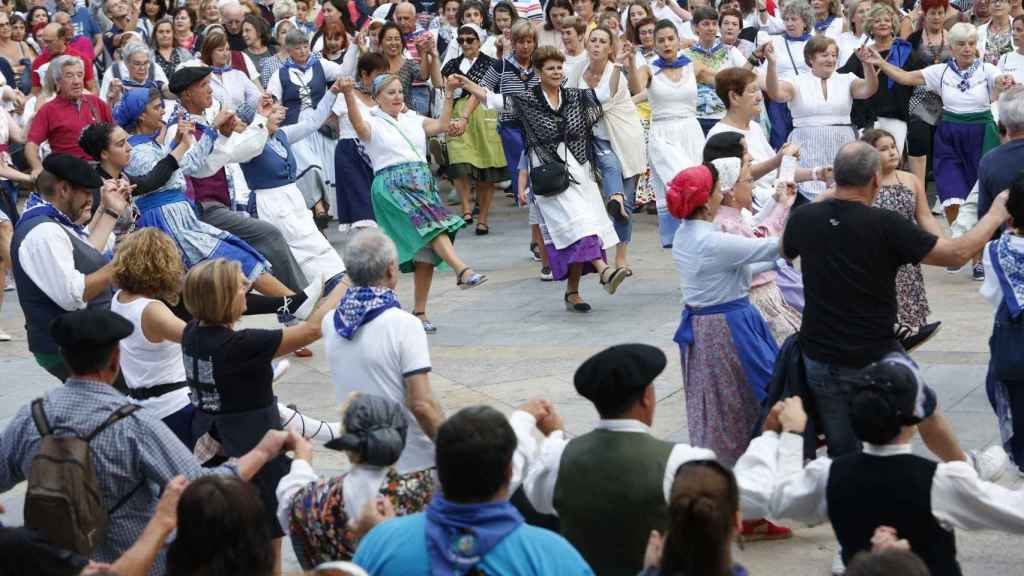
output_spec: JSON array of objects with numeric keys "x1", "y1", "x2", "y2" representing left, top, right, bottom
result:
[{"x1": 198, "y1": 201, "x2": 308, "y2": 292}]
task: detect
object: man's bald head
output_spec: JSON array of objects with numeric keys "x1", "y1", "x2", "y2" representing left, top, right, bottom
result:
[
  {"x1": 833, "y1": 142, "x2": 881, "y2": 189},
  {"x1": 221, "y1": 1, "x2": 245, "y2": 33},
  {"x1": 393, "y1": 2, "x2": 417, "y2": 32}
]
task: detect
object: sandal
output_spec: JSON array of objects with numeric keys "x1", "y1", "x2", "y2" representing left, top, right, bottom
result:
[
  {"x1": 624, "y1": 267, "x2": 633, "y2": 278},
  {"x1": 564, "y1": 291, "x2": 591, "y2": 313},
  {"x1": 463, "y1": 212, "x2": 474, "y2": 224},
  {"x1": 599, "y1": 266, "x2": 628, "y2": 295},
  {"x1": 606, "y1": 194, "x2": 629, "y2": 224},
  {"x1": 475, "y1": 223, "x2": 490, "y2": 236},
  {"x1": 312, "y1": 199, "x2": 331, "y2": 231},
  {"x1": 413, "y1": 311, "x2": 437, "y2": 334},
  {"x1": 456, "y1": 267, "x2": 487, "y2": 289}
]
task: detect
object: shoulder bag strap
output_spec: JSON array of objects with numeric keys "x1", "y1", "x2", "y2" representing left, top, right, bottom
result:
[
  {"x1": 378, "y1": 114, "x2": 427, "y2": 162},
  {"x1": 85, "y1": 404, "x2": 140, "y2": 442},
  {"x1": 30, "y1": 398, "x2": 52, "y2": 436},
  {"x1": 784, "y1": 39, "x2": 800, "y2": 76}
]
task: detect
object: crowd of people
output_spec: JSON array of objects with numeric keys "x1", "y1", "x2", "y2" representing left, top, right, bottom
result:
[{"x1": 1, "y1": 0, "x2": 1024, "y2": 574}]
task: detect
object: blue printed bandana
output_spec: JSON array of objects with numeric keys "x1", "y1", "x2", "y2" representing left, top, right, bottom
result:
[{"x1": 332, "y1": 286, "x2": 401, "y2": 339}]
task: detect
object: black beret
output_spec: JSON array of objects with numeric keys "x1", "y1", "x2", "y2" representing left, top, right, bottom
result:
[
  {"x1": 50, "y1": 309, "x2": 133, "y2": 352},
  {"x1": 41, "y1": 153, "x2": 103, "y2": 190},
  {"x1": 169, "y1": 65, "x2": 212, "y2": 95},
  {"x1": 854, "y1": 356, "x2": 936, "y2": 426},
  {"x1": 574, "y1": 344, "x2": 667, "y2": 407}
]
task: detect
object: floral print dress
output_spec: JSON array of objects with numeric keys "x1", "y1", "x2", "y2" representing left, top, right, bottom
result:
[{"x1": 873, "y1": 177, "x2": 931, "y2": 328}]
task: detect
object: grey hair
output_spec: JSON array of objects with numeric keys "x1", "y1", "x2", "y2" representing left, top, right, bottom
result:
[
  {"x1": 48, "y1": 54, "x2": 84, "y2": 89},
  {"x1": 949, "y1": 22, "x2": 977, "y2": 44},
  {"x1": 998, "y1": 85, "x2": 1024, "y2": 134},
  {"x1": 343, "y1": 228, "x2": 398, "y2": 286},
  {"x1": 119, "y1": 41, "x2": 151, "y2": 64},
  {"x1": 833, "y1": 142, "x2": 881, "y2": 187},
  {"x1": 782, "y1": 1, "x2": 815, "y2": 35},
  {"x1": 273, "y1": 0, "x2": 297, "y2": 20},
  {"x1": 284, "y1": 27, "x2": 309, "y2": 48}
]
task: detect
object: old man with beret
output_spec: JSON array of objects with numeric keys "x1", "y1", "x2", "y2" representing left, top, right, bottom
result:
[{"x1": 521, "y1": 343, "x2": 802, "y2": 576}]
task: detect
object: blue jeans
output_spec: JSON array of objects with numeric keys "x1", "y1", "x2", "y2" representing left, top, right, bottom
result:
[
  {"x1": 593, "y1": 137, "x2": 636, "y2": 243},
  {"x1": 498, "y1": 123, "x2": 525, "y2": 204},
  {"x1": 409, "y1": 85, "x2": 431, "y2": 116},
  {"x1": 803, "y1": 354, "x2": 863, "y2": 457}
]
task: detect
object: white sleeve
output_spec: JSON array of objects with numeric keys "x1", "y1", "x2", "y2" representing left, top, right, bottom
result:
[
  {"x1": 399, "y1": 314, "x2": 431, "y2": 376},
  {"x1": 508, "y1": 410, "x2": 539, "y2": 495},
  {"x1": 662, "y1": 443, "x2": 717, "y2": 502},
  {"x1": 281, "y1": 91, "x2": 338, "y2": 143},
  {"x1": 153, "y1": 64, "x2": 168, "y2": 87},
  {"x1": 932, "y1": 461, "x2": 1024, "y2": 532},
  {"x1": 339, "y1": 45, "x2": 359, "y2": 80},
  {"x1": 198, "y1": 115, "x2": 270, "y2": 175},
  {"x1": 241, "y1": 52, "x2": 258, "y2": 82},
  {"x1": 729, "y1": 46, "x2": 748, "y2": 68},
  {"x1": 761, "y1": 13, "x2": 786, "y2": 34},
  {"x1": 921, "y1": 63, "x2": 945, "y2": 94},
  {"x1": 17, "y1": 223, "x2": 87, "y2": 311},
  {"x1": 733, "y1": 431, "x2": 804, "y2": 520},
  {"x1": 99, "y1": 67, "x2": 113, "y2": 101},
  {"x1": 769, "y1": 456, "x2": 832, "y2": 524},
  {"x1": 275, "y1": 459, "x2": 319, "y2": 535},
  {"x1": 979, "y1": 241, "x2": 1002, "y2": 309},
  {"x1": 267, "y1": 70, "x2": 284, "y2": 101},
  {"x1": 483, "y1": 91, "x2": 506, "y2": 111},
  {"x1": 522, "y1": 430, "x2": 569, "y2": 515},
  {"x1": 321, "y1": 59, "x2": 344, "y2": 82}
]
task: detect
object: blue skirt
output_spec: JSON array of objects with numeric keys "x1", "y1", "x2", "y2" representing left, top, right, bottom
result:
[
  {"x1": 334, "y1": 138, "x2": 375, "y2": 224},
  {"x1": 136, "y1": 189, "x2": 269, "y2": 281}
]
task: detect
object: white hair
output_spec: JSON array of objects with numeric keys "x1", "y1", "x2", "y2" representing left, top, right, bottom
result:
[
  {"x1": 343, "y1": 229, "x2": 398, "y2": 287},
  {"x1": 48, "y1": 54, "x2": 83, "y2": 90},
  {"x1": 273, "y1": 0, "x2": 297, "y2": 20},
  {"x1": 119, "y1": 41, "x2": 151, "y2": 63},
  {"x1": 949, "y1": 22, "x2": 978, "y2": 45},
  {"x1": 999, "y1": 85, "x2": 1024, "y2": 134}
]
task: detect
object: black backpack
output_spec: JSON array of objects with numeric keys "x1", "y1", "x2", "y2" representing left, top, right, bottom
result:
[{"x1": 23, "y1": 399, "x2": 140, "y2": 555}]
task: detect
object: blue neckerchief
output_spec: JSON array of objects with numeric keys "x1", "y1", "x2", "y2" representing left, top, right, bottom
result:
[
  {"x1": 814, "y1": 16, "x2": 835, "y2": 33},
  {"x1": 122, "y1": 78, "x2": 155, "y2": 89},
  {"x1": 127, "y1": 132, "x2": 159, "y2": 147},
  {"x1": 332, "y1": 286, "x2": 401, "y2": 339},
  {"x1": 653, "y1": 54, "x2": 691, "y2": 69},
  {"x1": 948, "y1": 58, "x2": 981, "y2": 92},
  {"x1": 784, "y1": 32, "x2": 812, "y2": 42},
  {"x1": 690, "y1": 42, "x2": 724, "y2": 57},
  {"x1": 18, "y1": 193, "x2": 89, "y2": 240},
  {"x1": 991, "y1": 235, "x2": 1024, "y2": 319},
  {"x1": 283, "y1": 52, "x2": 320, "y2": 72},
  {"x1": 424, "y1": 495, "x2": 524, "y2": 576},
  {"x1": 883, "y1": 39, "x2": 913, "y2": 89},
  {"x1": 211, "y1": 65, "x2": 233, "y2": 74}
]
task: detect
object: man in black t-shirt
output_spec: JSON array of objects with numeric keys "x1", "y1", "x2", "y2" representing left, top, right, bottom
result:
[{"x1": 782, "y1": 142, "x2": 1011, "y2": 458}]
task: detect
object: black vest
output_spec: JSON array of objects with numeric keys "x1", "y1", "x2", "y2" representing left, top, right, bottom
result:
[
  {"x1": 826, "y1": 452, "x2": 961, "y2": 576},
  {"x1": 10, "y1": 215, "x2": 112, "y2": 354}
]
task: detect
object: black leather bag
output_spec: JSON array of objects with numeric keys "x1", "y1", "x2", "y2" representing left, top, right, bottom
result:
[{"x1": 529, "y1": 158, "x2": 571, "y2": 197}]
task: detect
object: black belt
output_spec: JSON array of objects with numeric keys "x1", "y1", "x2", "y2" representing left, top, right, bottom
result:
[{"x1": 127, "y1": 381, "x2": 187, "y2": 401}]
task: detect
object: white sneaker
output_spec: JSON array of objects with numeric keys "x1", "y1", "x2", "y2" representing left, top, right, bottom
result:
[
  {"x1": 0, "y1": 329, "x2": 10, "y2": 342},
  {"x1": 292, "y1": 275, "x2": 325, "y2": 321},
  {"x1": 351, "y1": 219, "x2": 377, "y2": 229},
  {"x1": 969, "y1": 445, "x2": 1009, "y2": 482},
  {"x1": 3, "y1": 272, "x2": 13, "y2": 291},
  {"x1": 831, "y1": 550, "x2": 845, "y2": 575},
  {"x1": 337, "y1": 223, "x2": 351, "y2": 233},
  {"x1": 272, "y1": 359, "x2": 291, "y2": 383}
]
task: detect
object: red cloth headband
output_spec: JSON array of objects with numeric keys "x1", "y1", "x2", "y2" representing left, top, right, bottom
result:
[{"x1": 666, "y1": 165, "x2": 714, "y2": 220}]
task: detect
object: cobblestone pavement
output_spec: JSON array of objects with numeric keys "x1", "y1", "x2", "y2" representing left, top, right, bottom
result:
[{"x1": 1, "y1": 201, "x2": 1020, "y2": 574}]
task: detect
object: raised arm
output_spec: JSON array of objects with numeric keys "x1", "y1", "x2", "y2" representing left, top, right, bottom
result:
[
  {"x1": 275, "y1": 277, "x2": 349, "y2": 357},
  {"x1": 339, "y1": 79, "x2": 371, "y2": 141},
  {"x1": 280, "y1": 81, "x2": 341, "y2": 143},
  {"x1": 850, "y1": 58, "x2": 879, "y2": 100},
  {"x1": 423, "y1": 76, "x2": 459, "y2": 136},
  {"x1": 922, "y1": 190, "x2": 1010, "y2": 267},
  {"x1": 621, "y1": 41, "x2": 650, "y2": 94},
  {"x1": 763, "y1": 43, "x2": 796, "y2": 102},
  {"x1": 862, "y1": 46, "x2": 926, "y2": 86}
]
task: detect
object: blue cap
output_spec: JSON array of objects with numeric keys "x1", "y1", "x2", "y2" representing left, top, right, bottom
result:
[{"x1": 112, "y1": 87, "x2": 153, "y2": 129}]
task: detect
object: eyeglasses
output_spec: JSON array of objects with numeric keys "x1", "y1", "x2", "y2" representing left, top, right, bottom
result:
[
  {"x1": 129, "y1": 59, "x2": 150, "y2": 67},
  {"x1": 456, "y1": 36, "x2": 478, "y2": 45}
]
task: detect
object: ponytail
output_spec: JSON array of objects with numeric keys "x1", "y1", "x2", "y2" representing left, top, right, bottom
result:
[{"x1": 660, "y1": 460, "x2": 738, "y2": 576}]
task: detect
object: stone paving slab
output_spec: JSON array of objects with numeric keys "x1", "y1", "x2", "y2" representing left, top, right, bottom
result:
[{"x1": 1, "y1": 202, "x2": 1021, "y2": 575}]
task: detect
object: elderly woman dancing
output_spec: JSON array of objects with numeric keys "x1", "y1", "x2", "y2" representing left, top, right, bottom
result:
[
  {"x1": 458, "y1": 46, "x2": 629, "y2": 312},
  {"x1": 340, "y1": 74, "x2": 485, "y2": 333}
]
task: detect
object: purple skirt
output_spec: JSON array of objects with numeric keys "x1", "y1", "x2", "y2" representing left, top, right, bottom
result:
[
  {"x1": 544, "y1": 235, "x2": 606, "y2": 281},
  {"x1": 933, "y1": 120, "x2": 985, "y2": 206}
]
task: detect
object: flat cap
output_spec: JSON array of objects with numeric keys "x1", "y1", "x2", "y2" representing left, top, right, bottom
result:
[
  {"x1": 50, "y1": 309, "x2": 133, "y2": 352},
  {"x1": 325, "y1": 394, "x2": 408, "y2": 466},
  {"x1": 169, "y1": 65, "x2": 212, "y2": 95},
  {"x1": 855, "y1": 354, "x2": 936, "y2": 426},
  {"x1": 574, "y1": 344, "x2": 666, "y2": 407},
  {"x1": 41, "y1": 153, "x2": 103, "y2": 189}
]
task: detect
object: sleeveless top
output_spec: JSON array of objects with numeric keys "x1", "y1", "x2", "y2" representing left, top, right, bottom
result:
[
  {"x1": 648, "y1": 65, "x2": 698, "y2": 122},
  {"x1": 109, "y1": 292, "x2": 190, "y2": 419},
  {"x1": 873, "y1": 177, "x2": 916, "y2": 222}
]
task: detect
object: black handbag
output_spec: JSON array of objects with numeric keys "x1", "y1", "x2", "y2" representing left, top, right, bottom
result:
[{"x1": 529, "y1": 157, "x2": 571, "y2": 197}]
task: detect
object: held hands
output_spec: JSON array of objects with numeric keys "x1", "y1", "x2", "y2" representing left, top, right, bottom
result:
[
  {"x1": 100, "y1": 178, "x2": 131, "y2": 213},
  {"x1": 990, "y1": 189, "x2": 1011, "y2": 223},
  {"x1": 871, "y1": 526, "x2": 911, "y2": 552},
  {"x1": 517, "y1": 398, "x2": 564, "y2": 436},
  {"x1": 774, "y1": 180, "x2": 798, "y2": 206},
  {"x1": 336, "y1": 77, "x2": 356, "y2": 95},
  {"x1": 643, "y1": 530, "x2": 665, "y2": 569},
  {"x1": 778, "y1": 396, "x2": 808, "y2": 434},
  {"x1": 763, "y1": 42, "x2": 776, "y2": 63},
  {"x1": 289, "y1": 430, "x2": 314, "y2": 462},
  {"x1": 444, "y1": 74, "x2": 462, "y2": 93},
  {"x1": 859, "y1": 46, "x2": 883, "y2": 66},
  {"x1": 257, "y1": 93, "x2": 275, "y2": 118},
  {"x1": 154, "y1": 475, "x2": 188, "y2": 533},
  {"x1": 778, "y1": 142, "x2": 800, "y2": 160},
  {"x1": 448, "y1": 117, "x2": 467, "y2": 137},
  {"x1": 213, "y1": 110, "x2": 238, "y2": 136},
  {"x1": 619, "y1": 41, "x2": 636, "y2": 66},
  {"x1": 174, "y1": 118, "x2": 195, "y2": 146}
]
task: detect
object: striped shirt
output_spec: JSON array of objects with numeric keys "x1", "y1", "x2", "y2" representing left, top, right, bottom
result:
[
  {"x1": 511, "y1": 0, "x2": 544, "y2": 22},
  {"x1": 481, "y1": 55, "x2": 542, "y2": 123}
]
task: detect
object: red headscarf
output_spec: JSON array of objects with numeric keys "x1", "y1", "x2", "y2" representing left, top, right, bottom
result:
[{"x1": 666, "y1": 165, "x2": 714, "y2": 220}]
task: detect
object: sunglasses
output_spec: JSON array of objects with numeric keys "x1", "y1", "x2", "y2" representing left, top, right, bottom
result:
[{"x1": 456, "y1": 36, "x2": 478, "y2": 45}]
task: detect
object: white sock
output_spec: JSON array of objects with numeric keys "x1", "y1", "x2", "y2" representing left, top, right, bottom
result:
[{"x1": 278, "y1": 403, "x2": 341, "y2": 441}]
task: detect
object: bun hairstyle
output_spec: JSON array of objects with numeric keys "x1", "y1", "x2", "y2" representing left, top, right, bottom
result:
[
  {"x1": 661, "y1": 460, "x2": 739, "y2": 576},
  {"x1": 849, "y1": 384, "x2": 904, "y2": 445},
  {"x1": 79, "y1": 122, "x2": 117, "y2": 161}
]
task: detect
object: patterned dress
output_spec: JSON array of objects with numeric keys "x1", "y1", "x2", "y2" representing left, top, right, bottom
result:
[{"x1": 873, "y1": 177, "x2": 931, "y2": 328}]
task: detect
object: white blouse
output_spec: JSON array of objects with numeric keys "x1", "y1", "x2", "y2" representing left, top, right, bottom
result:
[
  {"x1": 361, "y1": 109, "x2": 428, "y2": 172},
  {"x1": 921, "y1": 62, "x2": 1001, "y2": 114},
  {"x1": 788, "y1": 72, "x2": 857, "y2": 127}
]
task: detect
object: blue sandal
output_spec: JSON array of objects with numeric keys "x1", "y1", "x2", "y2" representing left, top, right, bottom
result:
[
  {"x1": 457, "y1": 267, "x2": 487, "y2": 290},
  {"x1": 413, "y1": 311, "x2": 437, "y2": 334}
]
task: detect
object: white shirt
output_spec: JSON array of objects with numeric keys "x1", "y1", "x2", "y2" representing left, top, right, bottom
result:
[
  {"x1": 921, "y1": 62, "x2": 1001, "y2": 114},
  {"x1": 672, "y1": 219, "x2": 780, "y2": 307},
  {"x1": 651, "y1": 2, "x2": 690, "y2": 38},
  {"x1": 788, "y1": 72, "x2": 857, "y2": 127},
  {"x1": 521, "y1": 419, "x2": 791, "y2": 519},
  {"x1": 322, "y1": 307, "x2": 435, "y2": 474},
  {"x1": 17, "y1": 219, "x2": 114, "y2": 313},
  {"x1": 208, "y1": 67, "x2": 262, "y2": 119},
  {"x1": 766, "y1": 35, "x2": 811, "y2": 81},
  {"x1": 980, "y1": 235, "x2": 1024, "y2": 309},
  {"x1": 768, "y1": 442, "x2": 1024, "y2": 534},
  {"x1": 708, "y1": 119, "x2": 778, "y2": 209},
  {"x1": 360, "y1": 109, "x2": 429, "y2": 172},
  {"x1": 164, "y1": 112, "x2": 269, "y2": 179},
  {"x1": 332, "y1": 93, "x2": 376, "y2": 140},
  {"x1": 997, "y1": 51, "x2": 1024, "y2": 85}
]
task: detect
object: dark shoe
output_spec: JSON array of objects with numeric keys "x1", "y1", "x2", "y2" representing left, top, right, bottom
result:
[
  {"x1": 475, "y1": 223, "x2": 490, "y2": 236},
  {"x1": 973, "y1": 262, "x2": 985, "y2": 281},
  {"x1": 564, "y1": 291, "x2": 591, "y2": 313},
  {"x1": 530, "y1": 242, "x2": 542, "y2": 262},
  {"x1": 413, "y1": 311, "x2": 437, "y2": 334},
  {"x1": 463, "y1": 212, "x2": 474, "y2": 224},
  {"x1": 540, "y1": 266, "x2": 553, "y2": 281},
  {"x1": 606, "y1": 195, "x2": 628, "y2": 224},
  {"x1": 897, "y1": 321, "x2": 942, "y2": 353}
]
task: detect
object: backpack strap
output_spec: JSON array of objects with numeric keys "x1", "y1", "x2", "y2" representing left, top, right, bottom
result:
[
  {"x1": 85, "y1": 404, "x2": 140, "y2": 442},
  {"x1": 30, "y1": 398, "x2": 52, "y2": 436}
]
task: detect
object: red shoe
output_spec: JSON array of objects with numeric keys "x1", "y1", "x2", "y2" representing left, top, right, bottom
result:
[
  {"x1": 293, "y1": 347, "x2": 313, "y2": 358},
  {"x1": 741, "y1": 519, "x2": 792, "y2": 541}
]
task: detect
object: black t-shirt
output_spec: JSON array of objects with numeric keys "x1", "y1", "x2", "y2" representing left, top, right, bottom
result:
[
  {"x1": 782, "y1": 199, "x2": 938, "y2": 367},
  {"x1": 182, "y1": 322, "x2": 283, "y2": 413}
]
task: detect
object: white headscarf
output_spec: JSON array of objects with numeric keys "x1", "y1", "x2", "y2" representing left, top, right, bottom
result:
[{"x1": 711, "y1": 157, "x2": 742, "y2": 195}]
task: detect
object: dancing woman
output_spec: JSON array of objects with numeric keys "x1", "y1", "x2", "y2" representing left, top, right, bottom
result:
[
  {"x1": 458, "y1": 46, "x2": 630, "y2": 312},
  {"x1": 341, "y1": 74, "x2": 486, "y2": 333},
  {"x1": 333, "y1": 52, "x2": 386, "y2": 231},
  {"x1": 624, "y1": 20, "x2": 717, "y2": 248}
]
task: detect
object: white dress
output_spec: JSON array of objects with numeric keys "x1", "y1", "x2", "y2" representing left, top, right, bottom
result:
[
  {"x1": 786, "y1": 72, "x2": 858, "y2": 200},
  {"x1": 647, "y1": 64, "x2": 706, "y2": 247}
]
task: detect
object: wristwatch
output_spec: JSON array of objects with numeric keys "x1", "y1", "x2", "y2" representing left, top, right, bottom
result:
[{"x1": 101, "y1": 207, "x2": 121, "y2": 220}]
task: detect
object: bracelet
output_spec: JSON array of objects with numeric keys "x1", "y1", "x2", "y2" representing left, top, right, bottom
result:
[{"x1": 101, "y1": 207, "x2": 121, "y2": 220}]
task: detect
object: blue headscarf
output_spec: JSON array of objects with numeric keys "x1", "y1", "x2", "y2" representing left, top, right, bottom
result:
[{"x1": 112, "y1": 87, "x2": 153, "y2": 129}]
